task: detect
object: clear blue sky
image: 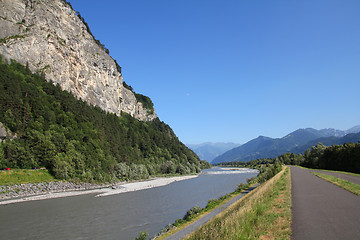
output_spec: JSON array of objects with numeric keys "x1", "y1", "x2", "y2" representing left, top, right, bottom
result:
[{"x1": 68, "y1": 0, "x2": 360, "y2": 144}]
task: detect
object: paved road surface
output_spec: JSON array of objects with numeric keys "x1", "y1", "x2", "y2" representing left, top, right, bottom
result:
[
  {"x1": 291, "y1": 166, "x2": 360, "y2": 240},
  {"x1": 164, "y1": 185, "x2": 258, "y2": 240},
  {"x1": 311, "y1": 169, "x2": 360, "y2": 185}
]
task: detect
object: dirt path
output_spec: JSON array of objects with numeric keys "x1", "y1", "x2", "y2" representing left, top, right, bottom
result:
[
  {"x1": 163, "y1": 185, "x2": 258, "y2": 240},
  {"x1": 291, "y1": 166, "x2": 360, "y2": 240}
]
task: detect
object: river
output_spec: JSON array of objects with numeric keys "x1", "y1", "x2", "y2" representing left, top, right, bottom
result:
[{"x1": 0, "y1": 167, "x2": 258, "y2": 240}]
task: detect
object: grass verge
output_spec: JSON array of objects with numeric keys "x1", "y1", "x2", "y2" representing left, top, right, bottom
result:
[
  {"x1": 185, "y1": 166, "x2": 292, "y2": 240},
  {"x1": 312, "y1": 172, "x2": 360, "y2": 196},
  {"x1": 299, "y1": 166, "x2": 360, "y2": 177},
  {"x1": 316, "y1": 169, "x2": 360, "y2": 177},
  {"x1": 0, "y1": 169, "x2": 56, "y2": 185}
]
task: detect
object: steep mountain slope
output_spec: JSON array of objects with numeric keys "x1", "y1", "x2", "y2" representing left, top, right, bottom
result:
[
  {"x1": 0, "y1": 0, "x2": 210, "y2": 181},
  {"x1": 0, "y1": 0, "x2": 155, "y2": 121},
  {"x1": 187, "y1": 142, "x2": 240, "y2": 162},
  {"x1": 0, "y1": 58, "x2": 209, "y2": 181},
  {"x1": 212, "y1": 127, "x2": 360, "y2": 164}
]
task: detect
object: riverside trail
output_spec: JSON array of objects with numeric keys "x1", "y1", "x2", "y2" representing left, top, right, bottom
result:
[{"x1": 291, "y1": 166, "x2": 360, "y2": 240}]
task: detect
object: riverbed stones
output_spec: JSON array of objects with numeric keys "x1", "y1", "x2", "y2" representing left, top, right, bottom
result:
[{"x1": 0, "y1": 181, "x2": 108, "y2": 200}]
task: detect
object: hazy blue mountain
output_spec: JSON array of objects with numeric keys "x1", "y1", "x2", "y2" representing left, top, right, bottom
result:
[
  {"x1": 187, "y1": 142, "x2": 241, "y2": 162},
  {"x1": 291, "y1": 132, "x2": 360, "y2": 154},
  {"x1": 212, "y1": 126, "x2": 360, "y2": 164},
  {"x1": 345, "y1": 125, "x2": 360, "y2": 134}
]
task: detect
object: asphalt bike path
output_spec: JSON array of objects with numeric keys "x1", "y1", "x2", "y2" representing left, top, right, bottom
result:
[
  {"x1": 291, "y1": 166, "x2": 360, "y2": 240},
  {"x1": 164, "y1": 184, "x2": 258, "y2": 240}
]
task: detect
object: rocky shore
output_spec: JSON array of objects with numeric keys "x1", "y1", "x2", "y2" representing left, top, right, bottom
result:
[
  {"x1": 0, "y1": 175, "x2": 199, "y2": 205},
  {"x1": 0, "y1": 181, "x2": 109, "y2": 200}
]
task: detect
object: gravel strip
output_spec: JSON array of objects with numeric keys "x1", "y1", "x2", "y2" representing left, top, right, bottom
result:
[{"x1": 0, "y1": 181, "x2": 109, "y2": 200}]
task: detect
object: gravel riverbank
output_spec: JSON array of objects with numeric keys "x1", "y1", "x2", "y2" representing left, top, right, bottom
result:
[
  {"x1": 0, "y1": 181, "x2": 110, "y2": 200},
  {"x1": 0, "y1": 175, "x2": 198, "y2": 205}
]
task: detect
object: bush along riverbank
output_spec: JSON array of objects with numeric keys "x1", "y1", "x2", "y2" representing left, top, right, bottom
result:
[{"x1": 152, "y1": 163, "x2": 283, "y2": 239}]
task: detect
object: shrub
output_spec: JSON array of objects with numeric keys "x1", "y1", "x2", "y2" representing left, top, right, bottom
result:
[
  {"x1": 135, "y1": 231, "x2": 148, "y2": 240},
  {"x1": 183, "y1": 206, "x2": 202, "y2": 221}
]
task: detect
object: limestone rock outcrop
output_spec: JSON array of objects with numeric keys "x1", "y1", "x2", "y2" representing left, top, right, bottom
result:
[
  {"x1": 0, "y1": 122, "x2": 17, "y2": 142},
  {"x1": 0, "y1": 0, "x2": 157, "y2": 121}
]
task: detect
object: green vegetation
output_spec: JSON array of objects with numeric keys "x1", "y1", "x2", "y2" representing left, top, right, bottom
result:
[
  {"x1": 122, "y1": 81, "x2": 133, "y2": 91},
  {"x1": 183, "y1": 206, "x2": 202, "y2": 221},
  {"x1": 0, "y1": 35, "x2": 26, "y2": 44},
  {"x1": 186, "y1": 167, "x2": 291, "y2": 240},
  {"x1": 135, "y1": 231, "x2": 148, "y2": 240},
  {"x1": 0, "y1": 169, "x2": 55, "y2": 185},
  {"x1": 317, "y1": 169, "x2": 360, "y2": 177},
  {"x1": 74, "y1": 7, "x2": 110, "y2": 55},
  {"x1": 134, "y1": 93, "x2": 154, "y2": 114},
  {"x1": 123, "y1": 81, "x2": 155, "y2": 114},
  {"x1": 301, "y1": 142, "x2": 360, "y2": 173},
  {"x1": 0, "y1": 56, "x2": 210, "y2": 182},
  {"x1": 312, "y1": 172, "x2": 360, "y2": 196}
]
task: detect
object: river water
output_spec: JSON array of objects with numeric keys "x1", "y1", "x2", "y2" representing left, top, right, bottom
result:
[{"x1": 0, "y1": 167, "x2": 258, "y2": 240}]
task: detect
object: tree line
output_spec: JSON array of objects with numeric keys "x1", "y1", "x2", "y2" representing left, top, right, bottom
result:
[
  {"x1": 0, "y1": 56, "x2": 210, "y2": 182},
  {"x1": 219, "y1": 142, "x2": 360, "y2": 174}
]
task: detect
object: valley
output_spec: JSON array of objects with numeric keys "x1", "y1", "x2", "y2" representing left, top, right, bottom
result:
[{"x1": 1, "y1": 0, "x2": 359, "y2": 239}]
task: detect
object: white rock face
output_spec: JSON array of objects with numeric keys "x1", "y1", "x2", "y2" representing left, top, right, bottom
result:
[
  {"x1": 0, "y1": 0, "x2": 157, "y2": 121},
  {"x1": 0, "y1": 122, "x2": 16, "y2": 142}
]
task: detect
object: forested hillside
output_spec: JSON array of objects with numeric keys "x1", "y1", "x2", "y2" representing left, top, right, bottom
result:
[{"x1": 0, "y1": 57, "x2": 209, "y2": 182}]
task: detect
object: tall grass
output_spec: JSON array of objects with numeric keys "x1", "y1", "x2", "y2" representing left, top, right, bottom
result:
[
  {"x1": 0, "y1": 169, "x2": 55, "y2": 185},
  {"x1": 186, "y1": 166, "x2": 292, "y2": 240}
]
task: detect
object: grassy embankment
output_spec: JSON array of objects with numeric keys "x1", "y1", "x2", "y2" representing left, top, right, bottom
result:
[
  {"x1": 185, "y1": 166, "x2": 292, "y2": 240},
  {"x1": 155, "y1": 182, "x2": 256, "y2": 239},
  {"x1": 0, "y1": 169, "x2": 55, "y2": 185},
  {"x1": 312, "y1": 172, "x2": 360, "y2": 196}
]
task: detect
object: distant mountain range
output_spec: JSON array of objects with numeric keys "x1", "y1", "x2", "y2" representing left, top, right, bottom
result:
[
  {"x1": 212, "y1": 126, "x2": 360, "y2": 164},
  {"x1": 187, "y1": 142, "x2": 241, "y2": 162}
]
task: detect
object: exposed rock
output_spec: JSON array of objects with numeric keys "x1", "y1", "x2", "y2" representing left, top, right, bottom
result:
[
  {"x1": 0, "y1": 180, "x2": 109, "y2": 200},
  {"x1": 0, "y1": 0, "x2": 156, "y2": 121},
  {"x1": 0, "y1": 122, "x2": 16, "y2": 142}
]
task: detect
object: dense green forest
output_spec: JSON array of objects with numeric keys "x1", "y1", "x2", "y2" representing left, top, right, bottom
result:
[
  {"x1": 219, "y1": 142, "x2": 360, "y2": 174},
  {"x1": 0, "y1": 56, "x2": 210, "y2": 182}
]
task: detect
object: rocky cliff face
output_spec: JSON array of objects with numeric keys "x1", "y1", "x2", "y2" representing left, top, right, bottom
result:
[{"x1": 0, "y1": 0, "x2": 157, "y2": 121}]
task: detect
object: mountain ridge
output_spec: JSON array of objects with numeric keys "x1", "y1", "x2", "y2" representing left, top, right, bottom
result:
[
  {"x1": 187, "y1": 142, "x2": 241, "y2": 162},
  {"x1": 0, "y1": 0, "x2": 210, "y2": 182},
  {"x1": 212, "y1": 126, "x2": 360, "y2": 164}
]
